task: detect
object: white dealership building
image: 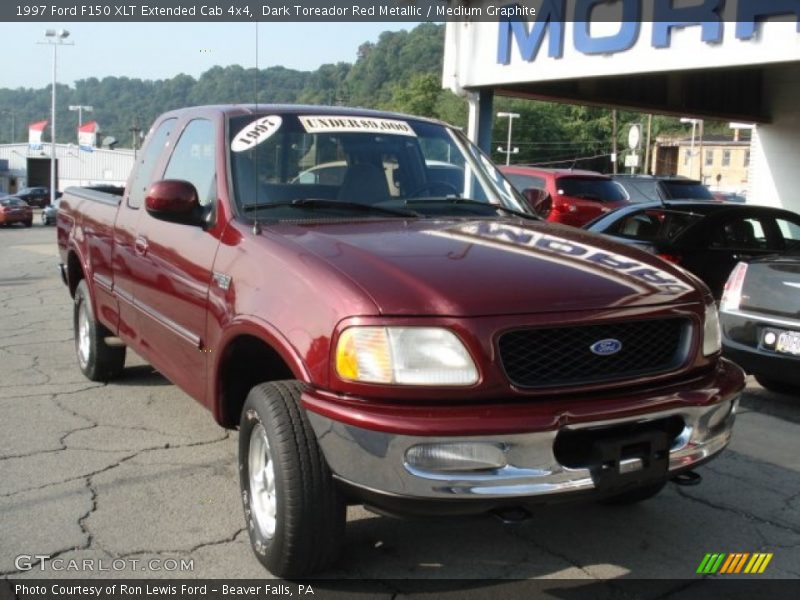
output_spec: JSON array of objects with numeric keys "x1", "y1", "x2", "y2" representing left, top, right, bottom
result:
[{"x1": 443, "y1": 0, "x2": 800, "y2": 209}]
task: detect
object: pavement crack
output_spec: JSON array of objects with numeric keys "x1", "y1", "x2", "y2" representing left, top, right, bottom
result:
[
  {"x1": 1, "y1": 432, "x2": 232, "y2": 498},
  {"x1": 675, "y1": 487, "x2": 800, "y2": 536},
  {"x1": 79, "y1": 475, "x2": 99, "y2": 551},
  {"x1": 501, "y1": 523, "x2": 599, "y2": 580},
  {"x1": 111, "y1": 527, "x2": 248, "y2": 560}
]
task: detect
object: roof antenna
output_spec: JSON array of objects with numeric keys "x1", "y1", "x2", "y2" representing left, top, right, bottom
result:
[{"x1": 252, "y1": 21, "x2": 262, "y2": 235}]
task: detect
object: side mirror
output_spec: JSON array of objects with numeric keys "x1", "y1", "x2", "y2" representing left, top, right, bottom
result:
[
  {"x1": 145, "y1": 180, "x2": 203, "y2": 226},
  {"x1": 523, "y1": 187, "x2": 553, "y2": 219}
]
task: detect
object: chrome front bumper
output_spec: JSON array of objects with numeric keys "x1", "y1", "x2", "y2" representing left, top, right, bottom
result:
[{"x1": 306, "y1": 398, "x2": 738, "y2": 500}]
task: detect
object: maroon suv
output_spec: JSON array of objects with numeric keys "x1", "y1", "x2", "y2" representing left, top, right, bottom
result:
[{"x1": 501, "y1": 166, "x2": 631, "y2": 227}]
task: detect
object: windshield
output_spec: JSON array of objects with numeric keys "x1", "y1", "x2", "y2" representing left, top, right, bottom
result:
[{"x1": 227, "y1": 113, "x2": 530, "y2": 219}]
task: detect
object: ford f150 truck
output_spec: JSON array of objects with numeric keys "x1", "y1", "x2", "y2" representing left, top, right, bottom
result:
[{"x1": 58, "y1": 105, "x2": 744, "y2": 577}]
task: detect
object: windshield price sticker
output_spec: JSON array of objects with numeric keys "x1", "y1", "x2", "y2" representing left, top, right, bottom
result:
[
  {"x1": 231, "y1": 116, "x2": 282, "y2": 152},
  {"x1": 299, "y1": 116, "x2": 417, "y2": 137}
]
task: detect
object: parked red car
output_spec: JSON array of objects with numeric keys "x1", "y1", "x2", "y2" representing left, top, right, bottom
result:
[
  {"x1": 0, "y1": 197, "x2": 33, "y2": 227},
  {"x1": 501, "y1": 166, "x2": 631, "y2": 227}
]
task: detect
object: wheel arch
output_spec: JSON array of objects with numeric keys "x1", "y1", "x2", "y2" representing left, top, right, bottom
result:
[
  {"x1": 66, "y1": 247, "x2": 86, "y2": 298},
  {"x1": 214, "y1": 322, "x2": 311, "y2": 429}
]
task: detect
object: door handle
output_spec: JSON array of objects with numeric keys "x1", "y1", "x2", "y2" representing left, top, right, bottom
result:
[{"x1": 134, "y1": 236, "x2": 149, "y2": 256}]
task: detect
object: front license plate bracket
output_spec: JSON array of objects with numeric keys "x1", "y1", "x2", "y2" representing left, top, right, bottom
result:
[{"x1": 588, "y1": 430, "x2": 671, "y2": 491}]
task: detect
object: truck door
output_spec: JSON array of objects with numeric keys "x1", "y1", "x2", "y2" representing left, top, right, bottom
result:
[
  {"x1": 113, "y1": 117, "x2": 177, "y2": 343},
  {"x1": 130, "y1": 118, "x2": 220, "y2": 401}
]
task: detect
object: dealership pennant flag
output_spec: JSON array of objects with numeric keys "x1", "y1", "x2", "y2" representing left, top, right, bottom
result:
[
  {"x1": 28, "y1": 120, "x2": 48, "y2": 150},
  {"x1": 78, "y1": 121, "x2": 98, "y2": 152}
]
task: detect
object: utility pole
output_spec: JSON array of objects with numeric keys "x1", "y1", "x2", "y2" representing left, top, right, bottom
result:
[
  {"x1": 698, "y1": 119, "x2": 705, "y2": 183},
  {"x1": 644, "y1": 114, "x2": 653, "y2": 175},
  {"x1": 496, "y1": 112, "x2": 520, "y2": 165},
  {"x1": 129, "y1": 120, "x2": 142, "y2": 160},
  {"x1": 611, "y1": 109, "x2": 618, "y2": 175}
]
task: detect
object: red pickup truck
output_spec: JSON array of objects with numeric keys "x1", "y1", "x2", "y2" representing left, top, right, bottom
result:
[{"x1": 57, "y1": 105, "x2": 744, "y2": 577}]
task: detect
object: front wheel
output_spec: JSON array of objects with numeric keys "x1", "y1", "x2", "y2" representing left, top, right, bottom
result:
[
  {"x1": 73, "y1": 280, "x2": 126, "y2": 381},
  {"x1": 239, "y1": 381, "x2": 345, "y2": 577}
]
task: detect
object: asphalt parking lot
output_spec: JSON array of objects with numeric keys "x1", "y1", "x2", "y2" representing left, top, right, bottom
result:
[{"x1": 1, "y1": 223, "x2": 799, "y2": 587}]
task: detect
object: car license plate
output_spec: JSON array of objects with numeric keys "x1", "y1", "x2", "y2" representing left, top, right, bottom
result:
[{"x1": 775, "y1": 330, "x2": 800, "y2": 356}]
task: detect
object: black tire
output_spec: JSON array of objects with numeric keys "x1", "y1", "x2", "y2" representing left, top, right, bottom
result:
[
  {"x1": 24, "y1": 219, "x2": 32, "y2": 228},
  {"x1": 755, "y1": 375, "x2": 800, "y2": 396},
  {"x1": 239, "y1": 381, "x2": 345, "y2": 578},
  {"x1": 73, "y1": 280, "x2": 126, "y2": 381},
  {"x1": 599, "y1": 481, "x2": 666, "y2": 506}
]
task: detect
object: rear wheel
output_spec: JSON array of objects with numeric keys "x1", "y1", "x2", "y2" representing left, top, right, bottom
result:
[
  {"x1": 755, "y1": 375, "x2": 800, "y2": 396},
  {"x1": 239, "y1": 381, "x2": 345, "y2": 577},
  {"x1": 24, "y1": 219, "x2": 32, "y2": 228},
  {"x1": 599, "y1": 481, "x2": 666, "y2": 506},
  {"x1": 73, "y1": 280, "x2": 126, "y2": 381}
]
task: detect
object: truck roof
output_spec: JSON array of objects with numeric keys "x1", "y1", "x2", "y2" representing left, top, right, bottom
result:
[{"x1": 157, "y1": 104, "x2": 448, "y2": 127}]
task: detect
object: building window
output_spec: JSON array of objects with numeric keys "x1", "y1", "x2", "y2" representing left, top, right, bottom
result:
[
  {"x1": 744, "y1": 150, "x2": 750, "y2": 167},
  {"x1": 705, "y1": 149, "x2": 714, "y2": 167},
  {"x1": 722, "y1": 149, "x2": 731, "y2": 167}
]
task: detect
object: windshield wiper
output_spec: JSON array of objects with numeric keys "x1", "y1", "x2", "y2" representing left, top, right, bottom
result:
[
  {"x1": 404, "y1": 197, "x2": 539, "y2": 220},
  {"x1": 241, "y1": 198, "x2": 422, "y2": 218}
]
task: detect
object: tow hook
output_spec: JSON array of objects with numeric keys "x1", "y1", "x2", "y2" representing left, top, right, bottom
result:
[
  {"x1": 492, "y1": 507, "x2": 532, "y2": 524},
  {"x1": 671, "y1": 471, "x2": 702, "y2": 486}
]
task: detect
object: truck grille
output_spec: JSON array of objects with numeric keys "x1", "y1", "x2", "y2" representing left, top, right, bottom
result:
[{"x1": 498, "y1": 318, "x2": 691, "y2": 388}]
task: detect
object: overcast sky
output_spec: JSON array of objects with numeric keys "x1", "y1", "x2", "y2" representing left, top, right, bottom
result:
[{"x1": 0, "y1": 22, "x2": 420, "y2": 89}]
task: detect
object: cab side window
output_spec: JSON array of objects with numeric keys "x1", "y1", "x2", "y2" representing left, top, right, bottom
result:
[
  {"x1": 164, "y1": 119, "x2": 217, "y2": 207},
  {"x1": 127, "y1": 118, "x2": 177, "y2": 209}
]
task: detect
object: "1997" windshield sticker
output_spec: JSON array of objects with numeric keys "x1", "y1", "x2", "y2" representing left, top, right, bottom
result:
[
  {"x1": 299, "y1": 116, "x2": 416, "y2": 137},
  {"x1": 231, "y1": 116, "x2": 283, "y2": 152}
]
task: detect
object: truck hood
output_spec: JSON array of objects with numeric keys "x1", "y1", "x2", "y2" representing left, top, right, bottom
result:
[{"x1": 271, "y1": 218, "x2": 702, "y2": 316}]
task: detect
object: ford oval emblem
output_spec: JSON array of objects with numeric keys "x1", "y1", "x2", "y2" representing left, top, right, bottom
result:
[{"x1": 590, "y1": 339, "x2": 623, "y2": 356}]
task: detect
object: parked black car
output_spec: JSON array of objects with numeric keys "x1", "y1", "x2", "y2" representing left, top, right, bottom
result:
[
  {"x1": 584, "y1": 201, "x2": 800, "y2": 299},
  {"x1": 720, "y1": 253, "x2": 800, "y2": 394},
  {"x1": 13, "y1": 187, "x2": 52, "y2": 208},
  {"x1": 613, "y1": 175, "x2": 716, "y2": 203}
]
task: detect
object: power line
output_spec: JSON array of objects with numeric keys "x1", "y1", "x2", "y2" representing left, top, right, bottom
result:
[{"x1": 525, "y1": 152, "x2": 615, "y2": 166}]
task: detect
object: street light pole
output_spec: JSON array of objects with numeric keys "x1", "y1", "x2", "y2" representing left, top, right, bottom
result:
[
  {"x1": 69, "y1": 104, "x2": 93, "y2": 135},
  {"x1": 69, "y1": 105, "x2": 92, "y2": 186},
  {"x1": 680, "y1": 117, "x2": 702, "y2": 179},
  {"x1": 497, "y1": 111, "x2": 520, "y2": 166},
  {"x1": 39, "y1": 29, "x2": 73, "y2": 207}
]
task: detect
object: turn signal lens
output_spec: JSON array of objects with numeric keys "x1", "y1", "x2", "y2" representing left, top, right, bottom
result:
[
  {"x1": 335, "y1": 327, "x2": 478, "y2": 386},
  {"x1": 335, "y1": 328, "x2": 392, "y2": 384}
]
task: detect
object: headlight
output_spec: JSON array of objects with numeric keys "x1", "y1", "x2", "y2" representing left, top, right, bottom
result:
[
  {"x1": 703, "y1": 302, "x2": 722, "y2": 356},
  {"x1": 335, "y1": 327, "x2": 478, "y2": 386}
]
